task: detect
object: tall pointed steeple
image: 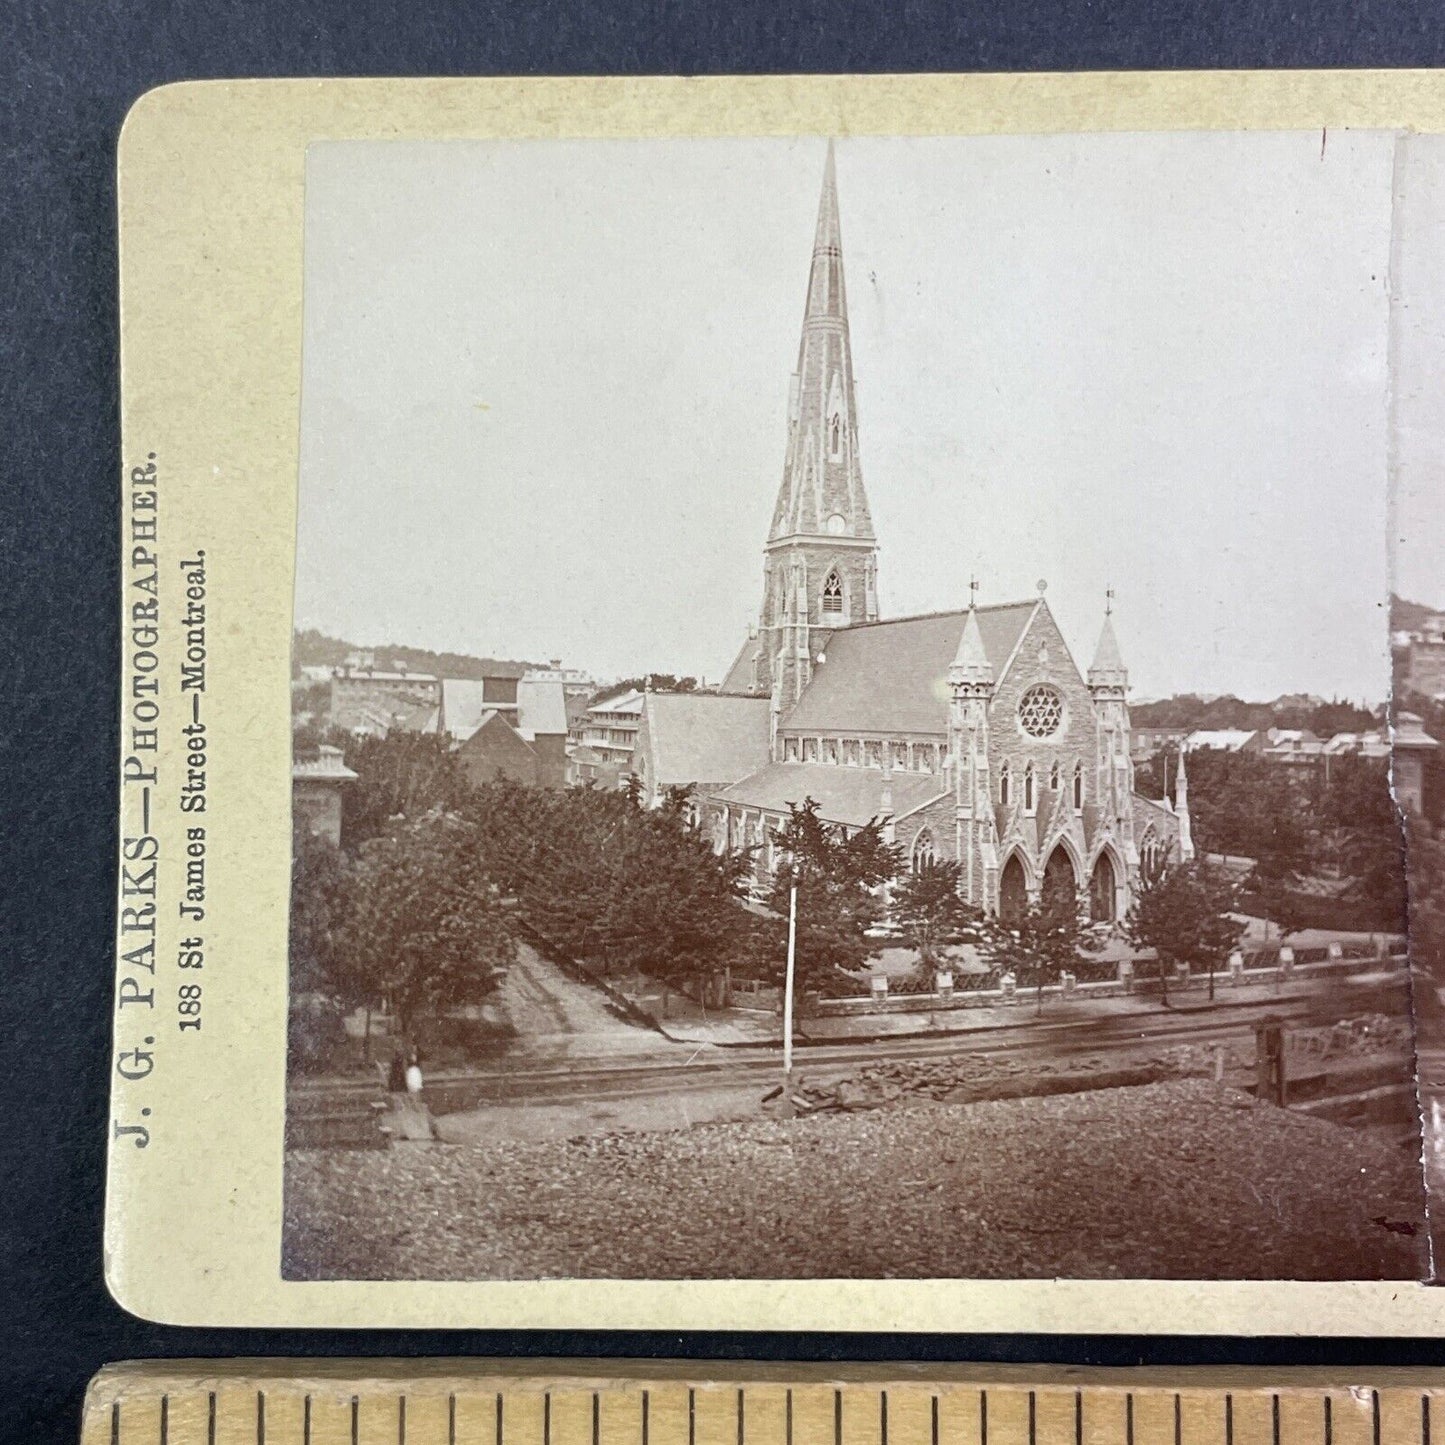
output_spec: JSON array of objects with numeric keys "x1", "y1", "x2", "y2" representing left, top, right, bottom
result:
[
  {"x1": 732, "y1": 141, "x2": 882, "y2": 712},
  {"x1": 769, "y1": 140, "x2": 876, "y2": 547}
]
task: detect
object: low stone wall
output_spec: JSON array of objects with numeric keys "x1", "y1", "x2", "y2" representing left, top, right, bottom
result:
[{"x1": 810, "y1": 951, "x2": 1407, "y2": 1018}]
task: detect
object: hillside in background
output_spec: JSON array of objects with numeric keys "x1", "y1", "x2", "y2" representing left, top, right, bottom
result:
[
  {"x1": 293, "y1": 628, "x2": 546, "y2": 682},
  {"x1": 1394, "y1": 594, "x2": 1444, "y2": 632},
  {"x1": 1130, "y1": 695, "x2": 1379, "y2": 734}
]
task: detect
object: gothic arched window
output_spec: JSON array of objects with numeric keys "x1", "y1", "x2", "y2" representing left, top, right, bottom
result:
[
  {"x1": 822, "y1": 570, "x2": 844, "y2": 616},
  {"x1": 1049, "y1": 761, "x2": 1061, "y2": 792},
  {"x1": 829, "y1": 413, "x2": 842, "y2": 458},
  {"x1": 911, "y1": 829, "x2": 936, "y2": 873},
  {"x1": 1072, "y1": 761, "x2": 1084, "y2": 809},
  {"x1": 1140, "y1": 825, "x2": 1166, "y2": 879},
  {"x1": 1000, "y1": 760, "x2": 1012, "y2": 807},
  {"x1": 1024, "y1": 761, "x2": 1036, "y2": 811}
]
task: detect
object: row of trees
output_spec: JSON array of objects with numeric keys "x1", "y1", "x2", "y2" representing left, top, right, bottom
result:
[
  {"x1": 291, "y1": 733, "x2": 1255, "y2": 1048},
  {"x1": 1135, "y1": 746, "x2": 1406, "y2": 934}
]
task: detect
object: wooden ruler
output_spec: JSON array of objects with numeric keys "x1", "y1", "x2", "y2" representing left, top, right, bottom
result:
[{"x1": 80, "y1": 1362, "x2": 1445, "y2": 1445}]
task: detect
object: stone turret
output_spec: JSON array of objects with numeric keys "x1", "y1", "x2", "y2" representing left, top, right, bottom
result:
[
  {"x1": 949, "y1": 596, "x2": 999, "y2": 909},
  {"x1": 1087, "y1": 596, "x2": 1137, "y2": 875}
]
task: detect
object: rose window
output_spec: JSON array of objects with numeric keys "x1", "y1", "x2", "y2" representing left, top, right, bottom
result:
[{"x1": 1018, "y1": 684, "x2": 1063, "y2": 738}]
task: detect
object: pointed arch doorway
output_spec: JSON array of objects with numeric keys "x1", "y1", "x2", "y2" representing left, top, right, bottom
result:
[
  {"x1": 998, "y1": 854, "x2": 1028, "y2": 923},
  {"x1": 1041, "y1": 846, "x2": 1078, "y2": 920},
  {"x1": 1089, "y1": 851, "x2": 1117, "y2": 923}
]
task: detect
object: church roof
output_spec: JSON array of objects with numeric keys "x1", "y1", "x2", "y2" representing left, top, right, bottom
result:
[
  {"x1": 720, "y1": 635, "x2": 759, "y2": 695},
  {"x1": 639, "y1": 691, "x2": 772, "y2": 788},
  {"x1": 780, "y1": 603, "x2": 1038, "y2": 735},
  {"x1": 712, "y1": 762, "x2": 947, "y2": 828}
]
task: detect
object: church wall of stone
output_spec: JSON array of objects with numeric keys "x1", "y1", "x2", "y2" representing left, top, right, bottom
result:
[{"x1": 984, "y1": 605, "x2": 1101, "y2": 893}]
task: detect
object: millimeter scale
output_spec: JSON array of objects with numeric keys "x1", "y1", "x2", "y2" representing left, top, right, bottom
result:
[{"x1": 80, "y1": 1362, "x2": 1445, "y2": 1445}]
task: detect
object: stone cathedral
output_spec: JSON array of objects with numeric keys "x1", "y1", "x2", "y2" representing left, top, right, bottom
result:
[{"x1": 639, "y1": 143, "x2": 1191, "y2": 921}]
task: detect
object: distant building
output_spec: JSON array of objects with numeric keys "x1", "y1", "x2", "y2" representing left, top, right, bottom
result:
[
  {"x1": 1393, "y1": 609, "x2": 1445, "y2": 699},
  {"x1": 291, "y1": 744, "x2": 356, "y2": 845},
  {"x1": 1257, "y1": 728, "x2": 1324, "y2": 767},
  {"x1": 1183, "y1": 729, "x2": 1260, "y2": 753},
  {"x1": 1130, "y1": 727, "x2": 1189, "y2": 762},
  {"x1": 435, "y1": 674, "x2": 570, "y2": 789},
  {"x1": 328, "y1": 662, "x2": 441, "y2": 735},
  {"x1": 578, "y1": 689, "x2": 646, "y2": 779},
  {"x1": 1391, "y1": 713, "x2": 1439, "y2": 815},
  {"x1": 631, "y1": 691, "x2": 772, "y2": 809}
]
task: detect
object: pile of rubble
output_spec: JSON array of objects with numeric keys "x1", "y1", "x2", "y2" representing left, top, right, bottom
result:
[{"x1": 773, "y1": 1045, "x2": 1212, "y2": 1115}]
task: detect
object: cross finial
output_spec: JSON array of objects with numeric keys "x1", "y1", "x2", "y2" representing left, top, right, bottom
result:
[
  {"x1": 1105, "y1": 586, "x2": 1115, "y2": 616},
  {"x1": 968, "y1": 575, "x2": 979, "y2": 607}
]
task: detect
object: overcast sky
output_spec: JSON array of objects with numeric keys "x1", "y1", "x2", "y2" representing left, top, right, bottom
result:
[{"x1": 296, "y1": 130, "x2": 1437, "y2": 703}]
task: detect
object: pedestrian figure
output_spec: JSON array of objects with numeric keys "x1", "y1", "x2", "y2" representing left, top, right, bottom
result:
[
  {"x1": 405, "y1": 1045, "x2": 424, "y2": 1098},
  {"x1": 386, "y1": 1048, "x2": 406, "y2": 1095}
]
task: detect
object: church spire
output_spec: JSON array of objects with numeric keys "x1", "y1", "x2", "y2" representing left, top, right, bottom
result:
[
  {"x1": 950, "y1": 593, "x2": 994, "y2": 690},
  {"x1": 1087, "y1": 607, "x2": 1128, "y2": 693},
  {"x1": 769, "y1": 141, "x2": 875, "y2": 546}
]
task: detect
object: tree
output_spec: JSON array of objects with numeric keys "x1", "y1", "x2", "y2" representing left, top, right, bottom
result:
[
  {"x1": 342, "y1": 730, "x2": 472, "y2": 846},
  {"x1": 288, "y1": 822, "x2": 346, "y2": 995},
  {"x1": 767, "y1": 798, "x2": 901, "y2": 991},
  {"x1": 329, "y1": 810, "x2": 516, "y2": 1040},
  {"x1": 893, "y1": 858, "x2": 976, "y2": 971},
  {"x1": 1126, "y1": 857, "x2": 1243, "y2": 1003},
  {"x1": 977, "y1": 888, "x2": 1085, "y2": 1014}
]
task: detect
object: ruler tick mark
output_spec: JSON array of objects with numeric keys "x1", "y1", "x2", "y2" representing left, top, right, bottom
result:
[
  {"x1": 882, "y1": 1390, "x2": 889, "y2": 1445},
  {"x1": 932, "y1": 1396, "x2": 940, "y2": 1445},
  {"x1": 1029, "y1": 1393, "x2": 1036, "y2": 1445},
  {"x1": 546, "y1": 1392, "x2": 552, "y2": 1445},
  {"x1": 1075, "y1": 1391, "x2": 1083, "y2": 1445},
  {"x1": 160, "y1": 1395, "x2": 169, "y2": 1445},
  {"x1": 110, "y1": 1400, "x2": 119, "y2": 1445},
  {"x1": 593, "y1": 1392, "x2": 600, "y2": 1445},
  {"x1": 1225, "y1": 1395, "x2": 1233, "y2": 1445},
  {"x1": 258, "y1": 1390, "x2": 266, "y2": 1445},
  {"x1": 981, "y1": 1390, "x2": 989, "y2": 1445},
  {"x1": 209, "y1": 1392, "x2": 217, "y2": 1445},
  {"x1": 1174, "y1": 1394, "x2": 1181, "y2": 1445},
  {"x1": 447, "y1": 1393, "x2": 455, "y2": 1445},
  {"x1": 1374, "y1": 1392, "x2": 1381, "y2": 1445},
  {"x1": 1426, "y1": 1397, "x2": 1433, "y2": 1445},
  {"x1": 351, "y1": 1394, "x2": 360, "y2": 1445},
  {"x1": 1272, "y1": 1396, "x2": 1280, "y2": 1445},
  {"x1": 400, "y1": 1394, "x2": 407, "y2": 1445},
  {"x1": 738, "y1": 1388, "x2": 746, "y2": 1445},
  {"x1": 836, "y1": 1388, "x2": 843, "y2": 1445},
  {"x1": 1325, "y1": 1395, "x2": 1333, "y2": 1445},
  {"x1": 787, "y1": 1390, "x2": 793, "y2": 1445},
  {"x1": 642, "y1": 1392, "x2": 650, "y2": 1445},
  {"x1": 497, "y1": 1391, "x2": 504, "y2": 1445},
  {"x1": 689, "y1": 1389, "x2": 696, "y2": 1445},
  {"x1": 1127, "y1": 1395, "x2": 1134, "y2": 1445},
  {"x1": 304, "y1": 1396, "x2": 312, "y2": 1445}
]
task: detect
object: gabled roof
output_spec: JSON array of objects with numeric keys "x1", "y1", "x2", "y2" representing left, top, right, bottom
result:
[
  {"x1": 712, "y1": 762, "x2": 947, "y2": 829},
  {"x1": 438, "y1": 678, "x2": 509, "y2": 742},
  {"x1": 781, "y1": 603, "x2": 1038, "y2": 735},
  {"x1": 516, "y1": 676, "x2": 568, "y2": 738},
  {"x1": 589, "y1": 688, "x2": 646, "y2": 716},
  {"x1": 640, "y1": 692, "x2": 771, "y2": 789}
]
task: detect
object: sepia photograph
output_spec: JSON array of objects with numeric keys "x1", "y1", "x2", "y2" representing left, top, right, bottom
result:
[{"x1": 280, "y1": 130, "x2": 1430, "y2": 1283}]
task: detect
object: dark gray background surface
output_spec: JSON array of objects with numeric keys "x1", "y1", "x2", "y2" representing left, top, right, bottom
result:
[{"x1": 7, "y1": 3, "x2": 1445, "y2": 1442}]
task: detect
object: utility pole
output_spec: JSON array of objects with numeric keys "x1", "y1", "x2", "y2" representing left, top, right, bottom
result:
[{"x1": 782, "y1": 876, "x2": 797, "y2": 1111}]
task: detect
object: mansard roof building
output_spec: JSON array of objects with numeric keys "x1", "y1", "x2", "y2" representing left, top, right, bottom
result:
[{"x1": 658, "y1": 143, "x2": 1190, "y2": 920}]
